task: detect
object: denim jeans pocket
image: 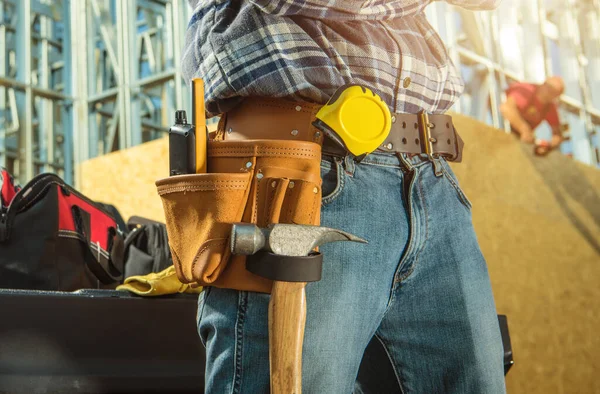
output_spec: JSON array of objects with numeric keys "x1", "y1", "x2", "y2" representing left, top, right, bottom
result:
[
  {"x1": 439, "y1": 160, "x2": 472, "y2": 210},
  {"x1": 197, "y1": 286, "x2": 213, "y2": 346},
  {"x1": 321, "y1": 157, "x2": 346, "y2": 206}
]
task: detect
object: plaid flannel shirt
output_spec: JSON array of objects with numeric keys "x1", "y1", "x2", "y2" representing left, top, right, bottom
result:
[{"x1": 182, "y1": 0, "x2": 500, "y2": 117}]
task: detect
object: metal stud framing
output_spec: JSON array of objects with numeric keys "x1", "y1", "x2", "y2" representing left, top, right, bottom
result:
[
  {"x1": 427, "y1": 0, "x2": 600, "y2": 166},
  {"x1": 1, "y1": 0, "x2": 189, "y2": 185},
  {"x1": 2, "y1": 1, "x2": 600, "y2": 187}
]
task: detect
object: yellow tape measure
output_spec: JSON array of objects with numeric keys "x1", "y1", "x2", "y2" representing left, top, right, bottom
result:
[{"x1": 313, "y1": 84, "x2": 392, "y2": 158}]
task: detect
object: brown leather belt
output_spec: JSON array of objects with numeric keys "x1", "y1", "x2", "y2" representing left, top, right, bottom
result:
[{"x1": 218, "y1": 97, "x2": 463, "y2": 162}]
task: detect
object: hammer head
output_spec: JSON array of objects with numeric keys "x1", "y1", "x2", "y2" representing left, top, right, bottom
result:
[{"x1": 230, "y1": 223, "x2": 367, "y2": 257}]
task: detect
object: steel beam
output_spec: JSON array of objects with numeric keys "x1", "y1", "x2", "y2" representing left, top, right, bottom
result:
[
  {"x1": 70, "y1": 0, "x2": 90, "y2": 186},
  {"x1": 426, "y1": 0, "x2": 600, "y2": 165},
  {"x1": 554, "y1": 0, "x2": 597, "y2": 165},
  {"x1": 62, "y1": 0, "x2": 73, "y2": 184},
  {"x1": 15, "y1": 0, "x2": 33, "y2": 182},
  {"x1": 0, "y1": 1, "x2": 6, "y2": 168},
  {"x1": 39, "y1": 15, "x2": 52, "y2": 173},
  {"x1": 2, "y1": 0, "x2": 190, "y2": 182}
]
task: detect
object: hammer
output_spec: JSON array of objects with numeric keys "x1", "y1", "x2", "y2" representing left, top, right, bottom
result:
[{"x1": 231, "y1": 223, "x2": 367, "y2": 394}]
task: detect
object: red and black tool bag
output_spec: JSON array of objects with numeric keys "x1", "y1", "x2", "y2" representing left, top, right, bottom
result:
[
  {"x1": 0, "y1": 168, "x2": 21, "y2": 208},
  {"x1": 0, "y1": 171, "x2": 124, "y2": 291}
]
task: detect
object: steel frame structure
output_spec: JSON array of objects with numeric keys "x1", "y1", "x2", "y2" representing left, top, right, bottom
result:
[
  {"x1": 1, "y1": 0, "x2": 72, "y2": 183},
  {"x1": 0, "y1": 0, "x2": 189, "y2": 185},
  {"x1": 426, "y1": 0, "x2": 600, "y2": 166},
  {"x1": 1, "y1": 0, "x2": 599, "y2": 187}
]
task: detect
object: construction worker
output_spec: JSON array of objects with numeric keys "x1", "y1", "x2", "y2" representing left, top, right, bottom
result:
[
  {"x1": 500, "y1": 76, "x2": 565, "y2": 155},
  {"x1": 182, "y1": 1, "x2": 506, "y2": 393}
]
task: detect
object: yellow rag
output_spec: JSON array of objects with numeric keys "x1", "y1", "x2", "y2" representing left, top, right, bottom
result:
[{"x1": 116, "y1": 265, "x2": 203, "y2": 296}]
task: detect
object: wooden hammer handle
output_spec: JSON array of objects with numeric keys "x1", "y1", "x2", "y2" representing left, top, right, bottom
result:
[{"x1": 269, "y1": 281, "x2": 307, "y2": 394}]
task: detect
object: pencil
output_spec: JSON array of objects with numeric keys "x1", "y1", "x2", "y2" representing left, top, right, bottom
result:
[{"x1": 192, "y1": 78, "x2": 207, "y2": 173}]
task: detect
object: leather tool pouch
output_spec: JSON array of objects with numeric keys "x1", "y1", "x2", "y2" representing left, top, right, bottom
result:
[{"x1": 156, "y1": 139, "x2": 322, "y2": 294}]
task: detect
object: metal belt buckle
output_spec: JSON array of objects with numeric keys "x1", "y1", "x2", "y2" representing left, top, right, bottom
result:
[{"x1": 418, "y1": 111, "x2": 436, "y2": 160}]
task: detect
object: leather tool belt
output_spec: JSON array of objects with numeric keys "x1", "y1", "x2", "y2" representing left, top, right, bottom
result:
[
  {"x1": 157, "y1": 97, "x2": 463, "y2": 293},
  {"x1": 219, "y1": 97, "x2": 464, "y2": 162}
]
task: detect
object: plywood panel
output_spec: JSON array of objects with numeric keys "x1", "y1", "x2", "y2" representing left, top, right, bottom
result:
[
  {"x1": 449, "y1": 113, "x2": 600, "y2": 394},
  {"x1": 79, "y1": 137, "x2": 169, "y2": 223}
]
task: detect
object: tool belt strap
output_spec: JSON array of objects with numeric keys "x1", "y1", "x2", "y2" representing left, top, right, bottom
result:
[
  {"x1": 247, "y1": 251, "x2": 323, "y2": 283},
  {"x1": 219, "y1": 97, "x2": 464, "y2": 162}
]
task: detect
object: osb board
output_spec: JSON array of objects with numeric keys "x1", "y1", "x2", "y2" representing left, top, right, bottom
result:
[
  {"x1": 78, "y1": 124, "x2": 219, "y2": 223},
  {"x1": 79, "y1": 115, "x2": 600, "y2": 393},
  {"x1": 449, "y1": 113, "x2": 600, "y2": 394},
  {"x1": 79, "y1": 137, "x2": 169, "y2": 223}
]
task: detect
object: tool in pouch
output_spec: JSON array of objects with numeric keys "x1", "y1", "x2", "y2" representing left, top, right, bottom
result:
[
  {"x1": 192, "y1": 78, "x2": 208, "y2": 173},
  {"x1": 155, "y1": 80, "x2": 210, "y2": 296},
  {"x1": 168, "y1": 110, "x2": 196, "y2": 176},
  {"x1": 168, "y1": 79, "x2": 209, "y2": 176},
  {"x1": 312, "y1": 84, "x2": 392, "y2": 160}
]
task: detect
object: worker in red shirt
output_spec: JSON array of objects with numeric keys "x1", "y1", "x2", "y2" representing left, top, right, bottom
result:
[{"x1": 500, "y1": 76, "x2": 565, "y2": 155}]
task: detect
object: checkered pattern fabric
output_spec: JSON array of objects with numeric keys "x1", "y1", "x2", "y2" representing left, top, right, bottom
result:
[{"x1": 182, "y1": 0, "x2": 500, "y2": 117}]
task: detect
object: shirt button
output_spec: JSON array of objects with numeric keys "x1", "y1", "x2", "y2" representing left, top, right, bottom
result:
[{"x1": 403, "y1": 77, "x2": 411, "y2": 88}]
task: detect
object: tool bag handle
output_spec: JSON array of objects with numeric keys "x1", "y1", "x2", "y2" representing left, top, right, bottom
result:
[
  {"x1": 127, "y1": 215, "x2": 165, "y2": 231},
  {"x1": 71, "y1": 205, "x2": 124, "y2": 284},
  {"x1": 0, "y1": 174, "x2": 60, "y2": 243}
]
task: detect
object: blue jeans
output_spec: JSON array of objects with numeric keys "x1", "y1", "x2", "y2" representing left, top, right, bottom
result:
[{"x1": 197, "y1": 153, "x2": 506, "y2": 394}]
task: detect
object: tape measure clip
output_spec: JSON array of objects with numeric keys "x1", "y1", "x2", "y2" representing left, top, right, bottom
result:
[{"x1": 313, "y1": 84, "x2": 392, "y2": 158}]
